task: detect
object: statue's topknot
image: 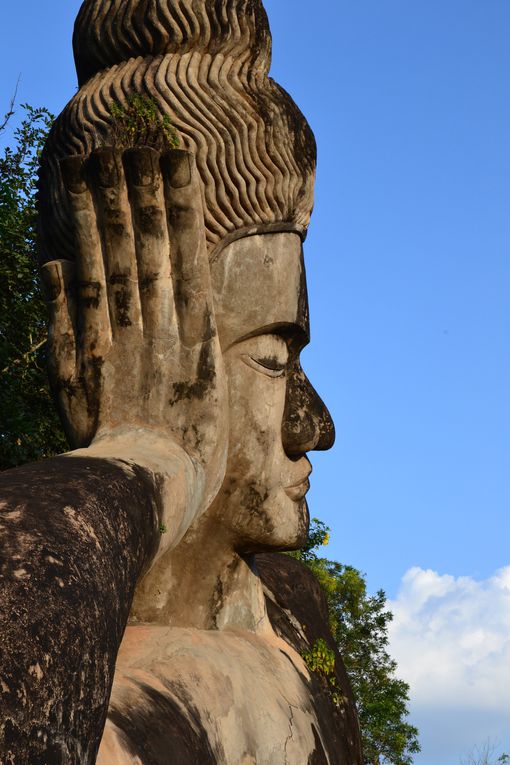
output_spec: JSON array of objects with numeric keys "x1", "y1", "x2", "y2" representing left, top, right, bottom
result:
[
  {"x1": 73, "y1": 0, "x2": 271, "y2": 86},
  {"x1": 39, "y1": 0, "x2": 317, "y2": 260}
]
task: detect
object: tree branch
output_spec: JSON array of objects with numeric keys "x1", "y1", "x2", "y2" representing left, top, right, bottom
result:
[
  {"x1": 0, "y1": 75, "x2": 21, "y2": 134},
  {"x1": 1, "y1": 336, "x2": 47, "y2": 375}
]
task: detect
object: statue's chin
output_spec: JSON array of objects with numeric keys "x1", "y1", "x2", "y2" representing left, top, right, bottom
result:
[{"x1": 233, "y1": 495, "x2": 310, "y2": 554}]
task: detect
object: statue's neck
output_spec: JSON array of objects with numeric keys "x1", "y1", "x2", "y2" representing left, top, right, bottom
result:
[{"x1": 130, "y1": 517, "x2": 272, "y2": 634}]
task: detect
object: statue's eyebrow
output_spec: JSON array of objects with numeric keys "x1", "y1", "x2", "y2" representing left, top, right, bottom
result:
[{"x1": 226, "y1": 323, "x2": 308, "y2": 352}]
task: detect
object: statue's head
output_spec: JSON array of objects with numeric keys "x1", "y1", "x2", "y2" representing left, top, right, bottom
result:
[
  {"x1": 209, "y1": 231, "x2": 334, "y2": 552},
  {"x1": 39, "y1": 0, "x2": 334, "y2": 553}
]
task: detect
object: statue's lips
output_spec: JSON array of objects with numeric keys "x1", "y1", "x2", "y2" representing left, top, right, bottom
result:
[{"x1": 284, "y1": 478, "x2": 310, "y2": 502}]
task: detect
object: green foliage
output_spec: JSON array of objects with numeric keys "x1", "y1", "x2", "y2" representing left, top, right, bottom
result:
[
  {"x1": 109, "y1": 95, "x2": 180, "y2": 151},
  {"x1": 0, "y1": 104, "x2": 67, "y2": 470},
  {"x1": 302, "y1": 638, "x2": 343, "y2": 707},
  {"x1": 291, "y1": 519, "x2": 421, "y2": 765},
  {"x1": 297, "y1": 516, "x2": 331, "y2": 560},
  {"x1": 159, "y1": 523, "x2": 168, "y2": 535}
]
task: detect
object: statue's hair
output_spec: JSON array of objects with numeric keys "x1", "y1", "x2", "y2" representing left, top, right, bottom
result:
[
  {"x1": 39, "y1": 0, "x2": 317, "y2": 261},
  {"x1": 73, "y1": 0, "x2": 271, "y2": 87}
]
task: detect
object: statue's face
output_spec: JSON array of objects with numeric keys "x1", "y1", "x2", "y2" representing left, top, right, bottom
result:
[{"x1": 211, "y1": 233, "x2": 334, "y2": 551}]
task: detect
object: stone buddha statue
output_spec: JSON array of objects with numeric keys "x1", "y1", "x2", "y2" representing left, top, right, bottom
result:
[{"x1": 0, "y1": 1, "x2": 362, "y2": 762}]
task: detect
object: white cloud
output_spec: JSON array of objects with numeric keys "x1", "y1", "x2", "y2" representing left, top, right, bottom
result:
[{"x1": 387, "y1": 566, "x2": 510, "y2": 763}]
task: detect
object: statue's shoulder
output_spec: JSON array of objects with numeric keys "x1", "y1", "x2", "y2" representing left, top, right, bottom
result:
[
  {"x1": 256, "y1": 552, "x2": 331, "y2": 650},
  {"x1": 257, "y1": 552, "x2": 363, "y2": 765}
]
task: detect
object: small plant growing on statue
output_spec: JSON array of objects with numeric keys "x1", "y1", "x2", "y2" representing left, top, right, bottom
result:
[
  {"x1": 109, "y1": 95, "x2": 180, "y2": 151},
  {"x1": 302, "y1": 638, "x2": 344, "y2": 707},
  {"x1": 159, "y1": 523, "x2": 168, "y2": 535}
]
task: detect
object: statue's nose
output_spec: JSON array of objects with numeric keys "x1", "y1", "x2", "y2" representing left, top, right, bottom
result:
[{"x1": 282, "y1": 359, "x2": 335, "y2": 456}]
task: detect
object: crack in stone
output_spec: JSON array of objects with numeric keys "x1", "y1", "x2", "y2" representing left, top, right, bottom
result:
[{"x1": 283, "y1": 702, "x2": 299, "y2": 764}]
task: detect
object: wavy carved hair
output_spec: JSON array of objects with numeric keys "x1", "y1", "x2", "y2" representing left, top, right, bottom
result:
[{"x1": 39, "y1": 0, "x2": 317, "y2": 261}]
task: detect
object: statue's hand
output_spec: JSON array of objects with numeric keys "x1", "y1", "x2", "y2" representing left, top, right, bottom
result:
[{"x1": 41, "y1": 147, "x2": 228, "y2": 538}]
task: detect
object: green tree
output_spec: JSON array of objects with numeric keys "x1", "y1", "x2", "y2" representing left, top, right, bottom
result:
[
  {"x1": 0, "y1": 104, "x2": 67, "y2": 470},
  {"x1": 292, "y1": 520, "x2": 421, "y2": 765}
]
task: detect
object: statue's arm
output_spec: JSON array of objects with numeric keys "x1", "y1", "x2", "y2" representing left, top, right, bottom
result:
[
  {"x1": 0, "y1": 454, "x2": 159, "y2": 762},
  {"x1": 0, "y1": 148, "x2": 227, "y2": 762}
]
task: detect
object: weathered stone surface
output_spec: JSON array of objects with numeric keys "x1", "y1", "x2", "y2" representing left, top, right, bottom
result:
[
  {"x1": 38, "y1": 0, "x2": 316, "y2": 263},
  {"x1": 258, "y1": 554, "x2": 363, "y2": 764},
  {"x1": 0, "y1": 456, "x2": 160, "y2": 762},
  {"x1": 98, "y1": 625, "x2": 344, "y2": 765},
  {"x1": 0, "y1": 0, "x2": 363, "y2": 762},
  {"x1": 93, "y1": 554, "x2": 363, "y2": 765}
]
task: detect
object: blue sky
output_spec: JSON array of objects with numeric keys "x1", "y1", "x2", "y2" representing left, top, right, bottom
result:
[{"x1": 1, "y1": 2, "x2": 509, "y2": 763}]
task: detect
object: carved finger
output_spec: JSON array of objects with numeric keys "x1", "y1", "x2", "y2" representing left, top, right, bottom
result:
[
  {"x1": 123, "y1": 147, "x2": 177, "y2": 340},
  {"x1": 60, "y1": 155, "x2": 111, "y2": 365},
  {"x1": 40, "y1": 258, "x2": 92, "y2": 448},
  {"x1": 162, "y1": 150, "x2": 214, "y2": 348},
  {"x1": 87, "y1": 148, "x2": 142, "y2": 336},
  {"x1": 41, "y1": 259, "x2": 77, "y2": 386}
]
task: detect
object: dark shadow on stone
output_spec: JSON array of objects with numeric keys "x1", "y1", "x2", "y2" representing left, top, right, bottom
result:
[
  {"x1": 256, "y1": 553, "x2": 363, "y2": 765},
  {"x1": 109, "y1": 680, "x2": 219, "y2": 765},
  {"x1": 308, "y1": 724, "x2": 330, "y2": 765}
]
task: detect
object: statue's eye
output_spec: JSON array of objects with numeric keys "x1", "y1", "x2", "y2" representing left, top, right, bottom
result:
[
  {"x1": 249, "y1": 355, "x2": 287, "y2": 377},
  {"x1": 240, "y1": 334, "x2": 289, "y2": 379}
]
